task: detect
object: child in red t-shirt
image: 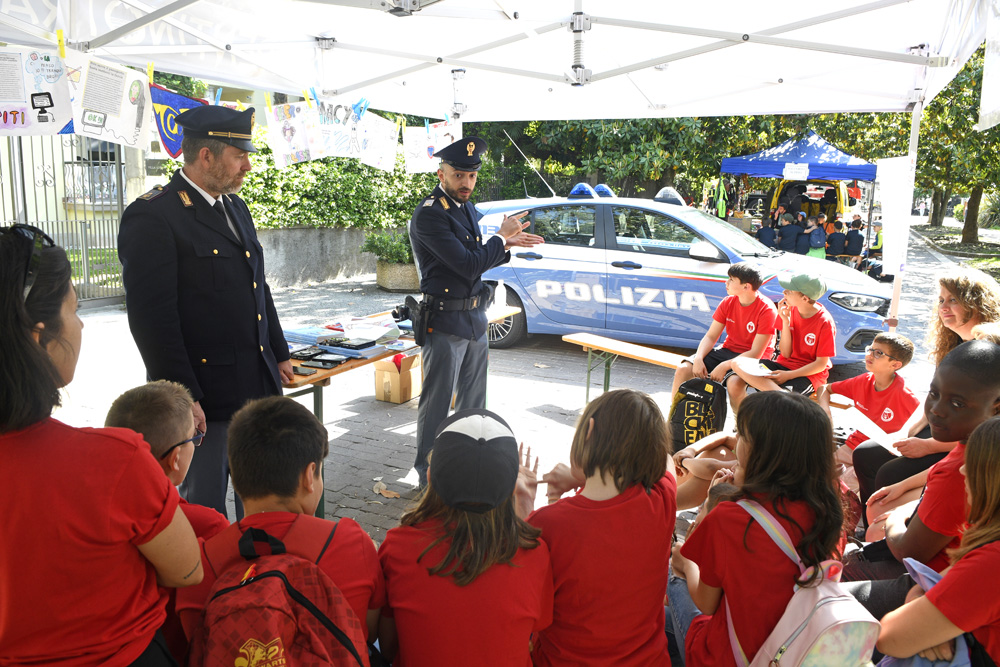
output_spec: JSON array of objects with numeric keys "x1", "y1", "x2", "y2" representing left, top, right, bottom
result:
[
  {"x1": 878, "y1": 417, "x2": 1000, "y2": 664},
  {"x1": 105, "y1": 380, "x2": 229, "y2": 662},
  {"x1": 529, "y1": 389, "x2": 677, "y2": 666},
  {"x1": 668, "y1": 391, "x2": 845, "y2": 667},
  {"x1": 818, "y1": 333, "x2": 920, "y2": 462},
  {"x1": 840, "y1": 341, "x2": 1000, "y2": 623},
  {"x1": 176, "y1": 396, "x2": 385, "y2": 654},
  {"x1": 731, "y1": 271, "x2": 836, "y2": 397},
  {"x1": 670, "y1": 261, "x2": 778, "y2": 411},
  {"x1": 378, "y1": 409, "x2": 552, "y2": 667}
]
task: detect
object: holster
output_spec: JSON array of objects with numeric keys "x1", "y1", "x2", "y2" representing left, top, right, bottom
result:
[{"x1": 405, "y1": 295, "x2": 431, "y2": 347}]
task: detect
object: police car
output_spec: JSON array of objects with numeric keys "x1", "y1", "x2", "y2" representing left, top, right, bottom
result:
[{"x1": 478, "y1": 183, "x2": 889, "y2": 364}]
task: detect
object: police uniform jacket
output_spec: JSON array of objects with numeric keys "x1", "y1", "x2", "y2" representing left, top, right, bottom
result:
[
  {"x1": 118, "y1": 169, "x2": 289, "y2": 422},
  {"x1": 409, "y1": 184, "x2": 509, "y2": 340}
]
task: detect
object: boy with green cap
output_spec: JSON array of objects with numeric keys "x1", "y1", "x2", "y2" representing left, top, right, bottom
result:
[{"x1": 731, "y1": 271, "x2": 836, "y2": 397}]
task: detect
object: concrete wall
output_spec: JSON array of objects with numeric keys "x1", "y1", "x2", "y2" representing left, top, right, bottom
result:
[{"x1": 259, "y1": 226, "x2": 377, "y2": 287}]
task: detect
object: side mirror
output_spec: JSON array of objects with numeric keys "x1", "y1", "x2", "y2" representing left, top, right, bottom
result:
[{"x1": 689, "y1": 241, "x2": 726, "y2": 263}]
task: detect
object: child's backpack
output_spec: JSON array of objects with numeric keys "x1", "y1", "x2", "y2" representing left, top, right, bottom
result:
[
  {"x1": 188, "y1": 519, "x2": 367, "y2": 667},
  {"x1": 726, "y1": 500, "x2": 880, "y2": 667},
  {"x1": 809, "y1": 226, "x2": 827, "y2": 248},
  {"x1": 669, "y1": 378, "x2": 727, "y2": 452}
]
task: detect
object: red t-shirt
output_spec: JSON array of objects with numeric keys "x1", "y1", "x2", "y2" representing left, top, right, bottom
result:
[
  {"x1": 378, "y1": 519, "x2": 553, "y2": 667},
  {"x1": 917, "y1": 444, "x2": 968, "y2": 572},
  {"x1": 162, "y1": 498, "x2": 230, "y2": 663},
  {"x1": 774, "y1": 303, "x2": 836, "y2": 389},
  {"x1": 925, "y1": 541, "x2": 1000, "y2": 663},
  {"x1": 527, "y1": 474, "x2": 677, "y2": 666},
  {"x1": 829, "y1": 373, "x2": 920, "y2": 449},
  {"x1": 681, "y1": 497, "x2": 827, "y2": 667},
  {"x1": 0, "y1": 419, "x2": 179, "y2": 667},
  {"x1": 714, "y1": 294, "x2": 778, "y2": 359},
  {"x1": 176, "y1": 513, "x2": 385, "y2": 641}
]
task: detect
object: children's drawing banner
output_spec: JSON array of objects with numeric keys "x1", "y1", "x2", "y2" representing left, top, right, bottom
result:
[
  {"x1": 62, "y1": 52, "x2": 152, "y2": 149},
  {"x1": 0, "y1": 47, "x2": 72, "y2": 136},
  {"x1": 403, "y1": 119, "x2": 462, "y2": 173},
  {"x1": 265, "y1": 101, "x2": 314, "y2": 169}
]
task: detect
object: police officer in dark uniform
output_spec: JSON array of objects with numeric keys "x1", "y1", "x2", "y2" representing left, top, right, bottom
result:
[
  {"x1": 409, "y1": 137, "x2": 544, "y2": 486},
  {"x1": 118, "y1": 105, "x2": 293, "y2": 518}
]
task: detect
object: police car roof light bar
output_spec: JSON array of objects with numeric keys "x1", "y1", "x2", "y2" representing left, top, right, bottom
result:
[
  {"x1": 568, "y1": 182, "x2": 598, "y2": 199},
  {"x1": 594, "y1": 183, "x2": 616, "y2": 198}
]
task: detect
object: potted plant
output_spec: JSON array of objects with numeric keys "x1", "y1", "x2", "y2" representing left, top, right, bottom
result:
[{"x1": 361, "y1": 230, "x2": 419, "y2": 292}]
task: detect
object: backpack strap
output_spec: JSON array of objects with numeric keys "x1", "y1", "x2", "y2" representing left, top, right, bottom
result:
[
  {"x1": 724, "y1": 597, "x2": 750, "y2": 667},
  {"x1": 735, "y1": 499, "x2": 806, "y2": 575},
  {"x1": 281, "y1": 514, "x2": 340, "y2": 564}
]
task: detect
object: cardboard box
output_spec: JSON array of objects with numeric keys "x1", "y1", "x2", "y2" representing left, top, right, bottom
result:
[{"x1": 374, "y1": 353, "x2": 422, "y2": 404}]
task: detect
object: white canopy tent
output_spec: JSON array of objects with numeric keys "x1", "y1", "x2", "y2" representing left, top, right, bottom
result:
[
  {"x1": 0, "y1": 0, "x2": 987, "y2": 122},
  {"x1": 0, "y1": 0, "x2": 988, "y2": 329}
]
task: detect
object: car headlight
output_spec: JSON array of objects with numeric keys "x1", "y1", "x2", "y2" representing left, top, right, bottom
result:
[{"x1": 827, "y1": 292, "x2": 888, "y2": 312}]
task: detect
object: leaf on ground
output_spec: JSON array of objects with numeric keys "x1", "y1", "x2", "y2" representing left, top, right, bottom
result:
[
  {"x1": 372, "y1": 480, "x2": 401, "y2": 498},
  {"x1": 534, "y1": 363, "x2": 550, "y2": 368}
]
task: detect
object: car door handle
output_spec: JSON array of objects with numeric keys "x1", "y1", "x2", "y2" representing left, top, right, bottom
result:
[
  {"x1": 611, "y1": 261, "x2": 643, "y2": 269},
  {"x1": 516, "y1": 252, "x2": 543, "y2": 260}
]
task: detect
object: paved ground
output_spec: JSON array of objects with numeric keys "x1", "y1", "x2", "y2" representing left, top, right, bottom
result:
[{"x1": 61, "y1": 226, "x2": 954, "y2": 544}]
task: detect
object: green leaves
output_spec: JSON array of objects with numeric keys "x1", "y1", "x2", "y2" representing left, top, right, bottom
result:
[{"x1": 360, "y1": 230, "x2": 414, "y2": 264}]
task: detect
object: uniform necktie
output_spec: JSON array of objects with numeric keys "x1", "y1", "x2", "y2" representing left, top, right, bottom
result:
[{"x1": 213, "y1": 198, "x2": 242, "y2": 243}]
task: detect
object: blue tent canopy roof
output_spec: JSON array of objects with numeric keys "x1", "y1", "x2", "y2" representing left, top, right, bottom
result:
[{"x1": 720, "y1": 131, "x2": 877, "y2": 182}]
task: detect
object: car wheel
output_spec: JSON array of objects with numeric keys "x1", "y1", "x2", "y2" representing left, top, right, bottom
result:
[{"x1": 488, "y1": 287, "x2": 527, "y2": 349}]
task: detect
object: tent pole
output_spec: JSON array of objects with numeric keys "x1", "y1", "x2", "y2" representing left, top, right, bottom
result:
[{"x1": 886, "y1": 99, "x2": 923, "y2": 334}]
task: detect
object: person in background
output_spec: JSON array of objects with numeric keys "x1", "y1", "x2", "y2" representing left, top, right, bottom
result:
[
  {"x1": 845, "y1": 218, "x2": 866, "y2": 257},
  {"x1": 755, "y1": 219, "x2": 777, "y2": 248},
  {"x1": 826, "y1": 220, "x2": 848, "y2": 260},
  {"x1": 776, "y1": 213, "x2": 801, "y2": 253},
  {"x1": 0, "y1": 225, "x2": 202, "y2": 666},
  {"x1": 868, "y1": 221, "x2": 884, "y2": 259}
]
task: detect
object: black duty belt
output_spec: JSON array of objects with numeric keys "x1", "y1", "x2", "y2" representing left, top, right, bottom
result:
[{"x1": 423, "y1": 293, "x2": 482, "y2": 312}]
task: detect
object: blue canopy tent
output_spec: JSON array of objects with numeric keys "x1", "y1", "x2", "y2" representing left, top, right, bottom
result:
[{"x1": 720, "y1": 131, "x2": 877, "y2": 181}]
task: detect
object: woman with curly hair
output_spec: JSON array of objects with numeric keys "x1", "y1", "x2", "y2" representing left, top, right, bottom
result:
[{"x1": 856, "y1": 267, "x2": 1000, "y2": 534}]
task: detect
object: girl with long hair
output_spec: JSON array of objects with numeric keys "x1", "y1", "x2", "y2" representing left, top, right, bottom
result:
[
  {"x1": 0, "y1": 226, "x2": 201, "y2": 666},
  {"x1": 877, "y1": 417, "x2": 1000, "y2": 664},
  {"x1": 669, "y1": 391, "x2": 844, "y2": 666},
  {"x1": 377, "y1": 408, "x2": 551, "y2": 666}
]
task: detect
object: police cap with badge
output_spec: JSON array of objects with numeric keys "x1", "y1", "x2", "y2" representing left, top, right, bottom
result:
[
  {"x1": 177, "y1": 105, "x2": 258, "y2": 153},
  {"x1": 435, "y1": 136, "x2": 486, "y2": 171}
]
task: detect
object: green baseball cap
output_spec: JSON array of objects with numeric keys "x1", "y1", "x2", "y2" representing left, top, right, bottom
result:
[{"x1": 778, "y1": 272, "x2": 827, "y2": 301}]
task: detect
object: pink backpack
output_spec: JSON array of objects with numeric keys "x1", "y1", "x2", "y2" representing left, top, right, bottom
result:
[{"x1": 726, "y1": 500, "x2": 880, "y2": 667}]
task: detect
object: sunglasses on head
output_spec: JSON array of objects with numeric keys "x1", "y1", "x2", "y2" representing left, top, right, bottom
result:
[
  {"x1": 2, "y1": 224, "x2": 56, "y2": 302},
  {"x1": 159, "y1": 428, "x2": 206, "y2": 460}
]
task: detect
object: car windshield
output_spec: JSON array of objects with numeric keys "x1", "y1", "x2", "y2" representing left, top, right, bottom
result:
[{"x1": 678, "y1": 208, "x2": 776, "y2": 257}]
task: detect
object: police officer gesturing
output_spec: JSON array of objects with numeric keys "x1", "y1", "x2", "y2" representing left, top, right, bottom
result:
[{"x1": 409, "y1": 137, "x2": 543, "y2": 486}]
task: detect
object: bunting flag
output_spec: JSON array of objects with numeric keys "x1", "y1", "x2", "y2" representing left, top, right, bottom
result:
[{"x1": 149, "y1": 83, "x2": 207, "y2": 158}]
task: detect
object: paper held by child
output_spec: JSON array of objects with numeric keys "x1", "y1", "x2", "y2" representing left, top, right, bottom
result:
[{"x1": 836, "y1": 406, "x2": 904, "y2": 456}]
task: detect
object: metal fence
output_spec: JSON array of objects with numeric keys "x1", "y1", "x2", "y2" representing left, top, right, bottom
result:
[{"x1": 1, "y1": 134, "x2": 126, "y2": 304}]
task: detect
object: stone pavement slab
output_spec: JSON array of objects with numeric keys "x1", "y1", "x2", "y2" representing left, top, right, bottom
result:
[{"x1": 60, "y1": 228, "x2": 955, "y2": 545}]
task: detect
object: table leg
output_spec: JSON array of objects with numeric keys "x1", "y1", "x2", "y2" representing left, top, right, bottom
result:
[{"x1": 583, "y1": 348, "x2": 618, "y2": 404}]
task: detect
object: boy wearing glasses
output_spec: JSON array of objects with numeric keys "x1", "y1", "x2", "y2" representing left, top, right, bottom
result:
[
  {"x1": 816, "y1": 333, "x2": 920, "y2": 465},
  {"x1": 106, "y1": 380, "x2": 228, "y2": 662}
]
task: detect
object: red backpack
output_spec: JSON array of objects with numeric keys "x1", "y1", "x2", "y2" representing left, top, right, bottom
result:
[{"x1": 187, "y1": 518, "x2": 367, "y2": 667}]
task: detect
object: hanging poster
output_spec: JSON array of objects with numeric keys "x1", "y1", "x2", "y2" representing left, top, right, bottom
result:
[
  {"x1": 0, "y1": 46, "x2": 72, "y2": 135},
  {"x1": 62, "y1": 51, "x2": 152, "y2": 148},
  {"x1": 356, "y1": 111, "x2": 399, "y2": 172},
  {"x1": 149, "y1": 84, "x2": 207, "y2": 158},
  {"x1": 265, "y1": 100, "x2": 314, "y2": 168},
  {"x1": 403, "y1": 119, "x2": 462, "y2": 173}
]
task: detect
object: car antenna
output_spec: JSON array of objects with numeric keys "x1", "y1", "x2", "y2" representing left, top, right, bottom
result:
[{"x1": 504, "y1": 129, "x2": 556, "y2": 197}]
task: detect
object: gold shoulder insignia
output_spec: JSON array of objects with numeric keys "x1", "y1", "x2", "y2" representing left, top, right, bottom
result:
[
  {"x1": 422, "y1": 198, "x2": 434, "y2": 207},
  {"x1": 137, "y1": 185, "x2": 168, "y2": 201},
  {"x1": 178, "y1": 191, "x2": 193, "y2": 207},
  {"x1": 438, "y1": 196, "x2": 450, "y2": 210}
]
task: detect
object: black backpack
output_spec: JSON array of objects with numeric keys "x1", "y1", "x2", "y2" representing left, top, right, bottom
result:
[{"x1": 669, "y1": 378, "x2": 728, "y2": 453}]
